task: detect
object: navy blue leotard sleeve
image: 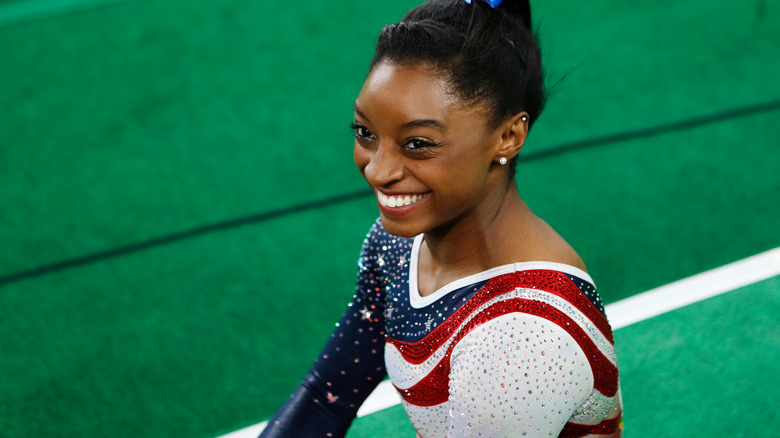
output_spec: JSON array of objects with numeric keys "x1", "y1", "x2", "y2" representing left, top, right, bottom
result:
[{"x1": 259, "y1": 222, "x2": 388, "y2": 438}]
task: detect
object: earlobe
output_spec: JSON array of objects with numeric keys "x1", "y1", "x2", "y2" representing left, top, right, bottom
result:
[{"x1": 496, "y1": 112, "x2": 529, "y2": 161}]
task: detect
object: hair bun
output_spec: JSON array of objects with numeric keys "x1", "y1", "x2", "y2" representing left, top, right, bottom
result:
[{"x1": 496, "y1": 0, "x2": 532, "y2": 29}]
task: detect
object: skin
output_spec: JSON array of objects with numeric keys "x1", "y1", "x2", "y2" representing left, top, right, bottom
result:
[
  {"x1": 354, "y1": 61, "x2": 621, "y2": 438},
  {"x1": 353, "y1": 60, "x2": 587, "y2": 297}
]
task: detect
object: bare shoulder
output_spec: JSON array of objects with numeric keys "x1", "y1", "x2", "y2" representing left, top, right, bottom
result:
[{"x1": 514, "y1": 214, "x2": 587, "y2": 272}]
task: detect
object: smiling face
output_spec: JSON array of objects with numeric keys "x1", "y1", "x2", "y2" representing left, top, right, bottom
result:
[{"x1": 353, "y1": 61, "x2": 513, "y2": 238}]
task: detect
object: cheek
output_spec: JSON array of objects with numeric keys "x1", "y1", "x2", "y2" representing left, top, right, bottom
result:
[
  {"x1": 430, "y1": 153, "x2": 492, "y2": 199},
  {"x1": 354, "y1": 142, "x2": 369, "y2": 172},
  {"x1": 440, "y1": 148, "x2": 491, "y2": 182}
]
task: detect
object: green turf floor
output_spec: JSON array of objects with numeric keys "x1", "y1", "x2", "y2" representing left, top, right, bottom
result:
[
  {"x1": 616, "y1": 276, "x2": 780, "y2": 437},
  {"x1": 1, "y1": 0, "x2": 779, "y2": 437}
]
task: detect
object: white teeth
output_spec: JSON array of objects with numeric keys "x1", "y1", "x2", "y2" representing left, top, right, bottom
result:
[{"x1": 377, "y1": 192, "x2": 425, "y2": 208}]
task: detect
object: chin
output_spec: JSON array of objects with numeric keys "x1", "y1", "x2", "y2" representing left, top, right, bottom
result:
[{"x1": 379, "y1": 216, "x2": 424, "y2": 239}]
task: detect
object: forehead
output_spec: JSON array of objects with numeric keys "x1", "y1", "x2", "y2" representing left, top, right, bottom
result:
[{"x1": 356, "y1": 61, "x2": 478, "y2": 123}]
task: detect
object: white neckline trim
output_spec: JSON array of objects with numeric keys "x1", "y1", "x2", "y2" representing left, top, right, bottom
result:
[{"x1": 408, "y1": 234, "x2": 595, "y2": 309}]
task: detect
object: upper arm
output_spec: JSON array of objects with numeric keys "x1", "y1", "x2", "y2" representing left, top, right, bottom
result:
[
  {"x1": 259, "y1": 222, "x2": 388, "y2": 437},
  {"x1": 447, "y1": 312, "x2": 594, "y2": 437}
]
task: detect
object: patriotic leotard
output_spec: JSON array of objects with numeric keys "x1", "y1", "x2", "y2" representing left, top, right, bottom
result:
[{"x1": 260, "y1": 220, "x2": 621, "y2": 437}]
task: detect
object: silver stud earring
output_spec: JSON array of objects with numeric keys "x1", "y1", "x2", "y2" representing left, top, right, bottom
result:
[
  {"x1": 499, "y1": 157, "x2": 508, "y2": 165},
  {"x1": 521, "y1": 115, "x2": 528, "y2": 122}
]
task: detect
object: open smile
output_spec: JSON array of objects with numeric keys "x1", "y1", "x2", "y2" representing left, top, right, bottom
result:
[{"x1": 376, "y1": 191, "x2": 429, "y2": 209}]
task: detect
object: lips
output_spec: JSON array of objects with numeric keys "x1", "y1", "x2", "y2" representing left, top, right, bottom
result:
[{"x1": 376, "y1": 191, "x2": 428, "y2": 208}]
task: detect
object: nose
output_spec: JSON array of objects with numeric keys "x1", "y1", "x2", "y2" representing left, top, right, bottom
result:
[{"x1": 356, "y1": 142, "x2": 404, "y2": 188}]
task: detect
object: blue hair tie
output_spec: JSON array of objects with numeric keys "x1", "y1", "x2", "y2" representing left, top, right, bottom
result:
[{"x1": 464, "y1": 0, "x2": 503, "y2": 8}]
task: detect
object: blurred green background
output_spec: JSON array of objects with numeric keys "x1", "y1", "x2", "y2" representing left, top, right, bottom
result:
[{"x1": 1, "y1": 0, "x2": 778, "y2": 436}]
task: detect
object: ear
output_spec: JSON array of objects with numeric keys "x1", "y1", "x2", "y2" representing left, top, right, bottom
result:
[{"x1": 494, "y1": 111, "x2": 529, "y2": 163}]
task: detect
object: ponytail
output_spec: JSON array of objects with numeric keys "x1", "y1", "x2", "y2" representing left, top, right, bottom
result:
[{"x1": 496, "y1": 0, "x2": 532, "y2": 30}]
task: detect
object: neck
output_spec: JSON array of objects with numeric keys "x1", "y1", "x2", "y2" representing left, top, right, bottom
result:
[{"x1": 422, "y1": 180, "x2": 531, "y2": 275}]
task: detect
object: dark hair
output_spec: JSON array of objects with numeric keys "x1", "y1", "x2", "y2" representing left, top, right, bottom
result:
[{"x1": 370, "y1": 0, "x2": 546, "y2": 134}]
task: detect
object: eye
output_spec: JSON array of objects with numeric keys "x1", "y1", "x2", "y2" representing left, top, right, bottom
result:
[
  {"x1": 404, "y1": 138, "x2": 439, "y2": 152},
  {"x1": 350, "y1": 122, "x2": 374, "y2": 142}
]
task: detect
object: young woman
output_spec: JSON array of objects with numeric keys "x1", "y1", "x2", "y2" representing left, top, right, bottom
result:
[{"x1": 260, "y1": 0, "x2": 621, "y2": 436}]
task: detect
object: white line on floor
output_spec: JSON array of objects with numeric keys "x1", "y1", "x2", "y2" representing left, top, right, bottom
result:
[
  {"x1": 217, "y1": 246, "x2": 780, "y2": 438},
  {"x1": 605, "y1": 246, "x2": 780, "y2": 329}
]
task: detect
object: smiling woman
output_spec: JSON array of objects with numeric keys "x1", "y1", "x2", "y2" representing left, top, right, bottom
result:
[
  {"x1": 259, "y1": 1, "x2": 621, "y2": 437},
  {"x1": 353, "y1": 62, "x2": 512, "y2": 240}
]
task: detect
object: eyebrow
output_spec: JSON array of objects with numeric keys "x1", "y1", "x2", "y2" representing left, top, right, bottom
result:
[
  {"x1": 354, "y1": 103, "x2": 448, "y2": 133},
  {"x1": 353, "y1": 104, "x2": 369, "y2": 121},
  {"x1": 401, "y1": 118, "x2": 447, "y2": 133}
]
